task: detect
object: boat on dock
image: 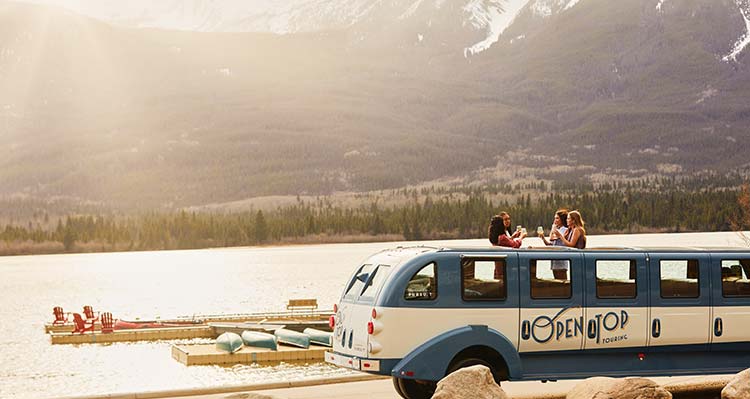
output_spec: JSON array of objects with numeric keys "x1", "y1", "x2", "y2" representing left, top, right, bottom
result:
[
  {"x1": 215, "y1": 332, "x2": 244, "y2": 353},
  {"x1": 275, "y1": 328, "x2": 310, "y2": 348},
  {"x1": 303, "y1": 328, "x2": 333, "y2": 347},
  {"x1": 241, "y1": 331, "x2": 278, "y2": 351}
]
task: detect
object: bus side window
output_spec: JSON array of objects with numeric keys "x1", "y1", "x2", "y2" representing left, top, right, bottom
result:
[
  {"x1": 530, "y1": 259, "x2": 571, "y2": 299},
  {"x1": 461, "y1": 258, "x2": 506, "y2": 301},
  {"x1": 721, "y1": 259, "x2": 750, "y2": 297},
  {"x1": 404, "y1": 263, "x2": 437, "y2": 300},
  {"x1": 596, "y1": 260, "x2": 636, "y2": 299},
  {"x1": 660, "y1": 260, "x2": 699, "y2": 298}
]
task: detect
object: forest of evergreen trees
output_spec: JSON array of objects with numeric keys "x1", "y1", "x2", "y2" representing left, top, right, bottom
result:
[{"x1": 0, "y1": 177, "x2": 747, "y2": 255}]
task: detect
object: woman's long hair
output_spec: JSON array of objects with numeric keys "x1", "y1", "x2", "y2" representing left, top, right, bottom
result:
[
  {"x1": 488, "y1": 215, "x2": 505, "y2": 245},
  {"x1": 556, "y1": 209, "x2": 569, "y2": 228},
  {"x1": 568, "y1": 210, "x2": 585, "y2": 234}
]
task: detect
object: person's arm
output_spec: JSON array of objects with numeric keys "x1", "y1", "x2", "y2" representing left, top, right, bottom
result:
[
  {"x1": 557, "y1": 227, "x2": 581, "y2": 248},
  {"x1": 498, "y1": 235, "x2": 522, "y2": 248},
  {"x1": 539, "y1": 234, "x2": 551, "y2": 246}
]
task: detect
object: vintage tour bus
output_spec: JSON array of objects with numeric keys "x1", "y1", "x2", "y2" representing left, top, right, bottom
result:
[{"x1": 325, "y1": 245, "x2": 750, "y2": 399}]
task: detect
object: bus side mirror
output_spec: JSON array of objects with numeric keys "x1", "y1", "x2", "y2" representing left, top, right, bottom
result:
[{"x1": 356, "y1": 272, "x2": 370, "y2": 283}]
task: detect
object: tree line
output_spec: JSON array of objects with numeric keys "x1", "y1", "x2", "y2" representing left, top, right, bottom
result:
[{"x1": 0, "y1": 184, "x2": 746, "y2": 255}]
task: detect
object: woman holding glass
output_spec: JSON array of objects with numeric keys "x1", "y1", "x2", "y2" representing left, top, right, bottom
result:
[
  {"x1": 554, "y1": 210, "x2": 587, "y2": 249},
  {"x1": 538, "y1": 209, "x2": 569, "y2": 279}
]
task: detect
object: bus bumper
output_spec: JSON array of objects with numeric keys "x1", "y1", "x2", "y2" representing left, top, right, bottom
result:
[{"x1": 325, "y1": 351, "x2": 382, "y2": 373}]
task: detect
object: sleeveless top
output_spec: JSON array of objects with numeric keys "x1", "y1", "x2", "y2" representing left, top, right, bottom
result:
[{"x1": 565, "y1": 227, "x2": 586, "y2": 249}]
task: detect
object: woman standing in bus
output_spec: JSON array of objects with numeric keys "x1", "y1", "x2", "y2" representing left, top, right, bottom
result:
[
  {"x1": 554, "y1": 210, "x2": 587, "y2": 249},
  {"x1": 539, "y1": 209, "x2": 569, "y2": 279},
  {"x1": 539, "y1": 209, "x2": 568, "y2": 247}
]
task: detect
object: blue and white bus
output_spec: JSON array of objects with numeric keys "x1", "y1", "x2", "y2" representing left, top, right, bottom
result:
[{"x1": 325, "y1": 246, "x2": 750, "y2": 399}]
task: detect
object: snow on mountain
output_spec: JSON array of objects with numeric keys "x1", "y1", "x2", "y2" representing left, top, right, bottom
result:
[
  {"x1": 16, "y1": 0, "x2": 750, "y2": 60},
  {"x1": 21, "y1": 0, "x2": 546, "y2": 55},
  {"x1": 462, "y1": 0, "x2": 532, "y2": 56},
  {"x1": 723, "y1": 0, "x2": 750, "y2": 62},
  {"x1": 530, "y1": 0, "x2": 581, "y2": 18}
]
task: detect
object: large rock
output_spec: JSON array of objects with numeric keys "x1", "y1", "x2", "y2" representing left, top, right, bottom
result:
[
  {"x1": 567, "y1": 377, "x2": 672, "y2": 399},
  {"x1": 723, "y1": 368, "x2": 750, "y2": 399},
  {"x1": 432, "y1": 365, "x2": 508, "y2": 399},
  {"x1": 567, "y1": 377, "x2": 618, "y2": 399}
]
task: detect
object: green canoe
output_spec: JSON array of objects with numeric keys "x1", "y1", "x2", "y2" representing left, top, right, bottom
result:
[
  {"x1": 303, "y1": 328, "x2": 333, "y2": 347},
  {"x1": 215, "y1": 332, "x2": 243, "y2": 353},
  {"x1": 241, "y1": 330, "x2": 278, "y2": 351},
  {"x1": 274, "y1": 328, "x2": 310, "y2": 348}
]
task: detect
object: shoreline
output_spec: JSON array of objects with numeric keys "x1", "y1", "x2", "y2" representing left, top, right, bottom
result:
[{"x1": 3, "y1": 228, "x2": 743, "y2": 258}]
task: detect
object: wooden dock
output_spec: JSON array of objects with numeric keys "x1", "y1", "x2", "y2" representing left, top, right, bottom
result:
[
  {"x1": 44, "y1": 309, "x2": 332, "y2": 333},
  {"x1": 49, "y1": 325, "x2": 214, "y2": 344},
  {"x1": 171, "y1": 343, "x2": 328, "y2": 366}
]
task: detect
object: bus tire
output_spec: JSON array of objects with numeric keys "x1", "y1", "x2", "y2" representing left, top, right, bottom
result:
[
  {"x1": 392, "y1": 377, "x2": 406, "y2": 398},
  {"x1": 396, "y1": 377, "x2": 436, "y2": 399}
]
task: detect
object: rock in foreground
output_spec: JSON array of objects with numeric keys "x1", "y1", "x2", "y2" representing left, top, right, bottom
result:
[
  {"x1": 723, "y1": 368, "x2": 750, "y2": 399},
  {"x1": 567, "y1": 377, "x2": 672, "y2": 399},
  {"x1": 432, "y1": 365, "x2": 508, "y2": 399}
]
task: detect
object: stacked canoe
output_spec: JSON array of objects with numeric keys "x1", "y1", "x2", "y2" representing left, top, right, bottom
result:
[
  {"x1": 215, "y1": 328, "x2": 332, "y2": 352},
  {"x1": 173, "y1": 328, "x2": 334, "y2": 366}
]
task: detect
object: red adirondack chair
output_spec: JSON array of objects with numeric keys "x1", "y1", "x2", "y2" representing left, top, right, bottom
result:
[
  {"x1": 100, "y1": 312, "x2": 114, "y2": 334},
  {"x1": 71, "y1": 313, "x2": 95, "y2": 334},
  {"x1": 52, "y1": 306, "x2": 69, "y2": 326},
  {"x1": 83, "y1": 305, "x2": 99, "y2": 322}
]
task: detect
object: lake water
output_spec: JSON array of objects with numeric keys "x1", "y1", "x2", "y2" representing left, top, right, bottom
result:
[{"x1": 1, "y1": 232, "x2": 746, "y2": 399}]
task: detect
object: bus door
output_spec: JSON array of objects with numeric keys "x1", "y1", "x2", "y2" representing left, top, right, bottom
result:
[
  {"x1": 518, "y1": 252, "x2": 584, "y2": 352},
  {"x1": 583, "y1": 252, "x2": 649, "y2": 350},
  {"x1": 648, "y1": 253, "x2": 711, "y2": 350},
  {"x1": 710, "y1": 254, "x2": 750, "y2": 351}
]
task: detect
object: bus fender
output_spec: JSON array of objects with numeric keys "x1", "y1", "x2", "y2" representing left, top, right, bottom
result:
[{"x1": 391, "y1": 325, "x2": 521, "y2": 381}]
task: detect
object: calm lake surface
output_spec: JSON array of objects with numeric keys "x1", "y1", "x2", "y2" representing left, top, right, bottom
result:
[{"x1": 1, "y1": 232, "x2": 746, "y2": 399}]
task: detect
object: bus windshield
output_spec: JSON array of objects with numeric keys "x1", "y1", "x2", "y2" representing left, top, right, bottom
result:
[{"x1": 343, "y1": 264, "x2": 392, "y2": 301}]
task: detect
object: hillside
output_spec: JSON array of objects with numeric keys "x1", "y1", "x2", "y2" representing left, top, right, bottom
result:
[{"x1": 1, "y1": 0, "x2": 749, "y2": 209}]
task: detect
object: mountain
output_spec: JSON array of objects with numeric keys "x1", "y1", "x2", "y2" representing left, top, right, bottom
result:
[{"x1": 1, "y1": 0, "x2": 749, "y2": 209}]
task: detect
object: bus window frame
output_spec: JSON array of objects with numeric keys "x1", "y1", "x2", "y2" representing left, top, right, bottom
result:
[
  {"x1": 460, "y1": 257, "x2": 508, "y2": 302},
  {"x1": 658, "y1": 259, "x2": 701, "y2": 299},
  {"x1": 595, "y1": 259, "x2": 638, "y2": 299},
  {"x1": 404, "y1": 262, "x2": 438, "y2": 301},
  {"x1": 530, "y1": 258, "x2": 573, "y2": 300}
]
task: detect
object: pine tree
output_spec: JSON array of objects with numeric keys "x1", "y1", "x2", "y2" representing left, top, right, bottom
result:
[{"x1": 255, "y1": 210, "x2": 268, "y2": 243}]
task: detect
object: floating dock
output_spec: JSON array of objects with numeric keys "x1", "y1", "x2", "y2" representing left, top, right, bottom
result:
[
  {"x1": 44, "y1": 309, "x2": 332, "y2": 333},
  {"x1": 171, "y1": 343, "x2": 328, "y2": 366},
  {"x1": 49, "y1": 322, "x2": 331, "y2": 345},
  {"x1": 49, "y1": 325, "x2": 214, "y2": 344}
]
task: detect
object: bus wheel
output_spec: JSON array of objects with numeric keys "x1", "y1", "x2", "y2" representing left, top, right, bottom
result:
[
  {"x1": 395, "y1": 377, "x2": 436, "y2": 399},
  {"x1": 392, "y1": 377, "x2": 406, "y2": 398}
]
